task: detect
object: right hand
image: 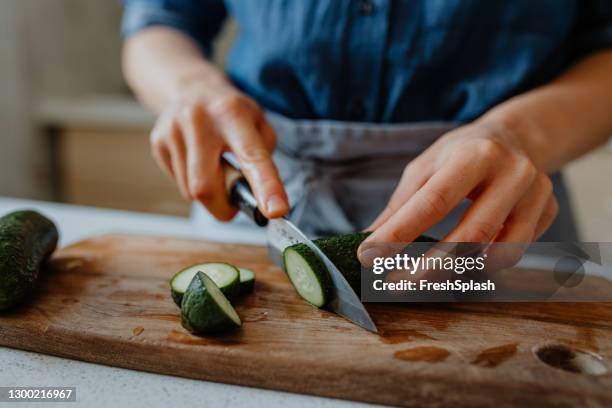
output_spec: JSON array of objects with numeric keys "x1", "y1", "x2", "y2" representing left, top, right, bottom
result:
[{"x1": 150, "y1": 85, "x2": 289, "y2": 221}]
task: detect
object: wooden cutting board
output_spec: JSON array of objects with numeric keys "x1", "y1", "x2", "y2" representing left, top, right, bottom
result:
[{"x1": 0, "y1": 234, "x2": 610, "y2": 407}]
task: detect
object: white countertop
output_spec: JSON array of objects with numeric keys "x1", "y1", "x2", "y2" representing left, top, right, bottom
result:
[{"x1": 0, "y1": 197, "x2": 371, "y2": 408}]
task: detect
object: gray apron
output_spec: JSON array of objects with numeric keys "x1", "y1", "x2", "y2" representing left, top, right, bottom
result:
[{"x1": 192, "y1": 112, "x2": 578, "y2": 241}]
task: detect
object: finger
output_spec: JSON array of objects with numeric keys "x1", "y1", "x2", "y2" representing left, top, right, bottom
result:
[
  {"x1": 181, "y1": 105, "x2": 237, "y2": 221},
  {"x1": 368, "y1": 159, "x2": 432, "y2": 231},
  {"x1": 496, "y1": 174, "x2": 553, "y2": 243},
  {"x1": 534, "y1": 195, "x2": 558, "y2": 240},
  {"x1": 150, "y1": 114, "x2": 176, "y2": 179},
  {"x1": 258, "y1": 117, "x2": 277, "y2": 152},
  {"x1": 358, "y1": 154, "x2": 490, "y2": 263},
  {"x1": 167, "y1": 122, "x2": 189, "y2": 199},
  {"x1": 442, "y1": 161, "x2": 536, "y2": 243},
  {"x1": 221, "y1": 118, "x2": 288, "y2": 218},
  {"x1": 151, "y1": 140, "x2": 174, "y2": 179},
  {"x1": 486, "y1": 175, "x2": 553, "y2": 270}
]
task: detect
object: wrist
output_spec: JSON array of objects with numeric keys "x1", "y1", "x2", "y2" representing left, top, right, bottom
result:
[{"x1": 172, "y1": 62, "x2": 235, "y2": 103}]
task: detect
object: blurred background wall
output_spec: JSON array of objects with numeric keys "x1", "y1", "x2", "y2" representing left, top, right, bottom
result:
[
  {"x1": 0, "y1": 0, "x2": 234, "y2": 217},
  {"x1": 0, "y1": 0, "x2": 124, "y2": 199},
  {"x1": 0, "y1": 0, "x2": 610, "y2": 240}
]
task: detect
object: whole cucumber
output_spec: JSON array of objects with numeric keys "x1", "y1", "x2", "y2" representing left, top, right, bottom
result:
[{"x1": 0, "y1": 210, "x2": 59, "y2": 310}]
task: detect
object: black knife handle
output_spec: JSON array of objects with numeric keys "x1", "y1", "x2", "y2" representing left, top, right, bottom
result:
[{"x1": 223, "y1": 156, "x2": 268, "y2": 227}]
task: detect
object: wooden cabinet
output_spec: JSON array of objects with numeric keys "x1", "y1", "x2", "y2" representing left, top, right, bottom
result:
[
  {"x1": 56, "y1": 126, "x2": 189, "y2": 216},
  {"x1": 36, "y1": 95, "x2": 189, "y2": 216}
]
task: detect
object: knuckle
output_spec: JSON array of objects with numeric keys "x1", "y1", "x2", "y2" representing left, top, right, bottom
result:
[
  {"x1": 150, "y1": 130, "x2": 164, "y2": 149},
  {"x1": 210, "y1": 94, "x2": 246, "y2": 118},
  {"x1": 189, "y1": 179, "x2": 213, "y2": 201},
  {"x1": 513, "y1": 156, "x2": 537, "y2": 181},
  {"x1": 237, "y1": 145, "x2": 270, "y2": 164},
  {"x1": 150, "y1": 118, "x2": 172, "y2": 143},
  {"x1": 402, "y1": 160, "x2": 424, "y2": 178},
  {"x1": 245, "y1": 98, "x2": 263, "y2": 115},
  {"x1": 179, "y1": 103, "x2": 201, "y2": 123},
  {"x1": 463, "y1": 221, "x2": 499, "y2": 243},
  {"x1": 417, "y1": 187, "x2": 449, "y2": 220},
  {"x1": 475, "y1": 138, "x2": 504, "y2": 160},
  {"x1": 259, "y1": 177, "x2": 283, "y2": 196},
  {"x1": 537, "y1": 174, "x2": 553, "y2": 195},
  {"x1": 389, "y1": 228, "x2": 410, "y2": 243}
]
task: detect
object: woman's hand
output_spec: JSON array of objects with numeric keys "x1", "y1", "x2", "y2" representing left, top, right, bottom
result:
[
  {"x1": 358, "y1": 120, "x2": 558, "y2": 263},
  {"x1": 123, "y1": 27, "x2": 289, "y2": 221},
  {"x1": 150, "y1": 84, "x2": 289, "y2": 221}
]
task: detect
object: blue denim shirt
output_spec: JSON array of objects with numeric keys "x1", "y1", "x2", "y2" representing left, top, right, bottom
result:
[{"x1": 122, "y1": 0, "x2": 612, "y2": 123}]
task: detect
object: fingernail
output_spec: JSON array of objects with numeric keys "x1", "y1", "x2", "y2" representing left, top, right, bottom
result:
[{"x1": 266, "y1": 195, "x2": 286, "y2": 215}]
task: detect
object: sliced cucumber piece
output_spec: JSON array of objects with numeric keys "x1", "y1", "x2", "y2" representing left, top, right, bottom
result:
[
  {"x1": 283, "y1": 246, "x2": 330, "y2": 308},
  {"x1": 171, "y1": 262, "x2": 239, "y2": 306},
  {"x1": 181, "y1": 272, "x2": 241, "y2": 334},
  {"x1": 238, "y1": 268, "x2": 256, "y2": 294}
]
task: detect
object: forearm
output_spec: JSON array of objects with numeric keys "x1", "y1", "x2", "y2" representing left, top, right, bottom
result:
[
  {"x1": 479, "y1": 50, "x2": 612, "y2": 173},
  {"x1": 122, "y1": 26, "x2": 230, "y2": 113}
]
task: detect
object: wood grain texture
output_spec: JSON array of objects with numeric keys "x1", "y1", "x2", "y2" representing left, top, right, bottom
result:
[{"x1": 0, "y1": 234, "x2": 611, "y2": 407}]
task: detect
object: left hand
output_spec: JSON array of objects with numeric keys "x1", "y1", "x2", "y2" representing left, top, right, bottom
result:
[{"x1": 358, "y1": 120, "x2": 558, "y2": 264}]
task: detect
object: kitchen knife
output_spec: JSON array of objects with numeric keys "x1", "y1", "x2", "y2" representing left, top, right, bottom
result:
[{"x1": 222, "y1": 153, "x2": 378, "y2": 333}]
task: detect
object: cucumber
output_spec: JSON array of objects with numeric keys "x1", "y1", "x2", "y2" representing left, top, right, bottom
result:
[
  {"x1": 181, "y1": 272, "x2": 241, "y2": 334},
  {"x1": 238, "y1": 267, "x2": 255, "y2": 294},
  {"x1": 310, "y1": 232, "x2": 372, "y2": 293},
  {"x1": 283, "y1": 232, "x2": 436, "y2": 307},
  {"x1": 171, "y1": 262, "x2": 239, "y2": 306},
  {"x1": 283, "y1": 245, "x2": 330, "y2": 307},
  {"x1": 0, "y1": 210, "x2": 59, "y2": 310}
]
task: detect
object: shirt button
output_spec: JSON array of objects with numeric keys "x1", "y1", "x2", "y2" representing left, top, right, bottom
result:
[
  {"x1": 349, "y1": 100, "x2": 366, "y2": 121},
  {"x1": 358, "y1": 0, "x2": 376, "y2": 16}
]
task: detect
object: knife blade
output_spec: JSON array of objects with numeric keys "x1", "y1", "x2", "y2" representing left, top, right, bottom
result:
[{"x1": 222, "y1": 153, "x2": 378, "y2": 332}]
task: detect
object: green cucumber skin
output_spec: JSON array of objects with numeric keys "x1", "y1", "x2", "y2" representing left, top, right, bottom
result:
[
  {"x1": 239, "y1": 279, "x2": 255, "y2": 295},
  {"x1": 284, "y1": 232, "x2": 437, "y2": 298},
  {"x1": 171, "y1": 288, "x2": 183, "y2": 308},
  {"x1": 180, "y1": 272, "x2": 241, "y2": 334},
  {"x1": 0, "y1": 210, "x2": 59, "y2": 311},
  {"x1": 238, "y1": 269, "x2": 255, "y2": 295},
  {"x1": 170, "y1": 263, "x2": 240, "y2": 307},
  {"x1": 311, "y1": 232, "x2": 372, "y2": 293}
]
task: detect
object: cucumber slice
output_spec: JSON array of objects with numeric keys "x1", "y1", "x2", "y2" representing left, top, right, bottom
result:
[
  {"x1": 238, "y1": 268, "x2": 256, "y2": 294},
  {"x1": 181, "y1": 272, "x2": 241, "y2": 334},
  {"x1": 283, "y1": 245, "x2": 330, "y2": 307},
  {"x1": 171, "y1": 262, "x2": 239, "y2": 306}
]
